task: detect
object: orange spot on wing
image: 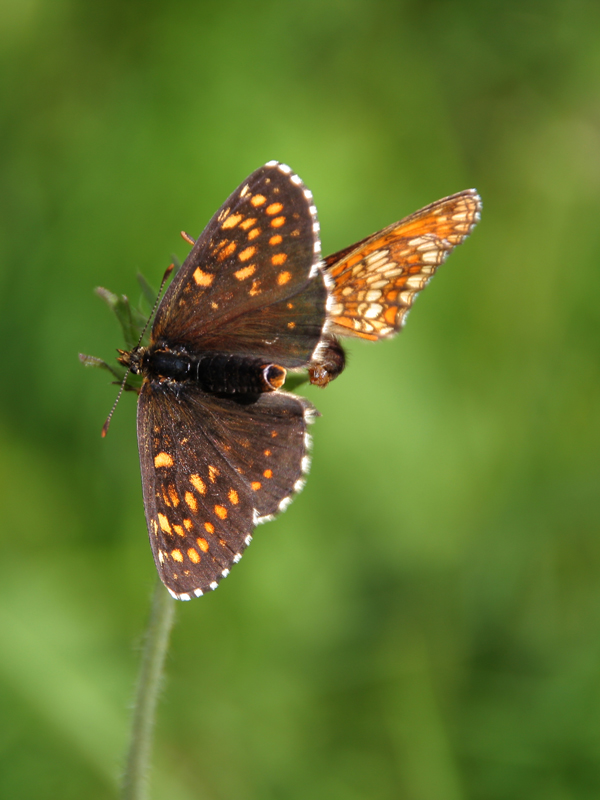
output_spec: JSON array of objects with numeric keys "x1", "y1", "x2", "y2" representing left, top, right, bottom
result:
[
  {"x1": 251, "y1": 481, "x2": 262, "y2": 491},
  {"x1": 193, "y1": 268, "x2": 214, "y2": 286},
  {"x1": 154, "y1": 452, "x2": 173, "y2": 468},
  {"x1": 263, "y1": 469, "x2": 273, "y2": 479},
  {"x1": 158, "y1": 513, "x2": 172, "y2": 534},
  {"x1": 208, "y1": 465, "x2": 220, "y2": 482},
  {"x1": 188, "y1": 548, "x2": 201, "y2": 564},
  {"x1": 384, "y1": 306, "x2": 398, "y2": 325},
  {"x1": 334, "y1": 317, "x2": 379, "y2": 341},
  {"x1": 272, "y1": 253, "x2": 287, "y2": 266},
  {"x1": 214, "y1": 505, "x2": 228, "y2": 519},
  {"x1": 266, "y1": 202, "x2": 284, "y2": 215},
  {"x1": 240, "y1": 217, "x2": 257, "y2": 229},
  {"x1": 185, "y1": 491, "x2": 198, "y2": 512},
  {"x1": 171, "y1": 549, "x2": 183, "y2": 563},
  {"x1": 269, "y1": 234, "x2": 282, "y2": 245},
  {"x1": 235, "y1": 264, "x2": 256, "y2": 281},
  {"x1": 222, "y1": 213, "x2": 242, "y2": 229},
  {"x1": 251, "y1": 194, "x2": 266, "y2": 206},
  {"x1": 270, "y1": 216, "x2": 286, "y2": 228},
  {"x1": 239, "y1": 246, "x2": 257, "y2": 262},
  {"x1": 204, "y1": 522, "x2": 215, "y2": 534},
  {"x1": 190, "y1": 474, "x2": 206, "y2": 495},
  {"x1": 248, "y1": 227, "x2": 261, "y2": 240},
  {"x1": 168, "y1": 484, "x2": 179, "y2": 506},
  {"x1": 218, "y1": 242, "x2": 237, "y2": 261},
  {"x1": 228, "y1": 489, "x2": 239, "y2": 504},
  {"x1": 277, "y1": 271, "x2": 291, "y2": 285},
  {"x1": 173, "y1": 525, "x2": 184, "y2": 537},
  {"x1": 334, "y1": 316, "x2": 356, "y2": 330},
  {"x1": 196, "y1": 537, "x2": 209, "y2": 552}
]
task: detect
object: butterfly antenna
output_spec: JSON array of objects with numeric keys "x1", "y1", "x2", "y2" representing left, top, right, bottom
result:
[
  {"x1": 140, "y1": 261, "x2": 176, "y2": 343},
  {"x1": 101, "y1": 372, "x2": 130, "y2": 437},
  {"x1": 101, "y1": 262, "x2": 175, "y2": 438}
]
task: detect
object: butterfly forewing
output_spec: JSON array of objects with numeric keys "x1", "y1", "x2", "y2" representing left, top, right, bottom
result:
[
  {"x1": 323, "y1": 189, "x2": 481, "y2": 340},
  {"x1": 152, "y1": 162, "x2": 326, "y2": 367}
]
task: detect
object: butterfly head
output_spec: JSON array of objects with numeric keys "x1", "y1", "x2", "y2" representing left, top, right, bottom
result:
[{"x1": 117, "y1": 346, "x2": 146, "y2": 375}]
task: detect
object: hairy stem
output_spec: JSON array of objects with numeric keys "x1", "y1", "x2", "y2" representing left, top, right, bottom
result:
[{"x1": 121, "y1": 580, "x2": 176, "y2": 800}]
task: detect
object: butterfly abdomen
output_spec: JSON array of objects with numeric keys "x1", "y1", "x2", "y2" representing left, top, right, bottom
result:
[{"x1": 143, "y1": 346, "x2": 286, "y2": 394}]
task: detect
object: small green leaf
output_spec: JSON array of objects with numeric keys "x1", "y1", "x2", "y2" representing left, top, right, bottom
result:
[
  {"x1": 137, "y1": 272, "x2": 157, "y2": 309},
  {"x1": 95, "y1": 287, "x2": 141, "y2": 349},
  {"x1": 78, "y1": 353, "x2": 124, "y2": 381}
]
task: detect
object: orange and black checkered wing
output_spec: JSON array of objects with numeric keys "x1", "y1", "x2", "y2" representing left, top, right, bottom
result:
[
  {"x1": 323, "y1": 189, "x2": 482, "y2": 341},
  {"x1": 307, "y1": 189, "x2": 482, "y2": 386}
]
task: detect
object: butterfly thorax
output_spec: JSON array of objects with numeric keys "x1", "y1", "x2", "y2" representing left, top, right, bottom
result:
[{"x1": 120, "y1": 344, "x2": 286, "y2": 395}]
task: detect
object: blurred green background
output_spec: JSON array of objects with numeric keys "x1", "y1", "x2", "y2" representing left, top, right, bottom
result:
[{"x1": 2, "y1": 1, "x2": 600, "y2": 798}]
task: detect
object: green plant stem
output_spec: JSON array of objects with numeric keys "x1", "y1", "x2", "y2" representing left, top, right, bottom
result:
[{"x1": 121, "y1": 580, "x2": 176, "y2": 800}]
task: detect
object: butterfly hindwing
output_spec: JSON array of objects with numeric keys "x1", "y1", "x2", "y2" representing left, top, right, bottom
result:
[{"x1": 137, "y1": 379, "x2": 314, "y2": 599}]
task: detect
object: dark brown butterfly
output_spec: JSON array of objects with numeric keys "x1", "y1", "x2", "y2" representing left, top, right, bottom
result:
[
  {"x1": 115, "y1": 164, "x2": 480, "y2": 599},
  {"x1": 119, "y1": 162, "x2": 326, "y2": 599}
]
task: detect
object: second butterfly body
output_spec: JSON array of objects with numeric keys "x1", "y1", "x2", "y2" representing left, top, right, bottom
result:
[{"x1": 118, "y1": 162, "x2": 481, "y2": 599}]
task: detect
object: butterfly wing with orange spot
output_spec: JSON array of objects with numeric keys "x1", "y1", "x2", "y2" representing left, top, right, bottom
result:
[
  {"x1": 322, "y1": 189, "x2": 482, "y2": 341},
  {"x1": 137, "y1": 380, "x2": 315, "y2": 599},
  {"x1": 152, "y1": 163, "x2": 326, "y2": 368}
]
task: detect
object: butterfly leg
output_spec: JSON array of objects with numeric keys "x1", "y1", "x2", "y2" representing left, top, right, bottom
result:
[{"x1": 308, "y1": 336, "x2": 346, "y2": 387}]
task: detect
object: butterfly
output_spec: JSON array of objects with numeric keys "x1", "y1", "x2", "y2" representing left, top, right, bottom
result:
[
  {"x1": 117, "y1": 162, "x2": 326, "y2": 599},
  {"x1": 308, "y1": 188, "x2": 482, "y2": 386},
  {"x1": 115, "y1": 162, "x2": 481, "y2": 600}
]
